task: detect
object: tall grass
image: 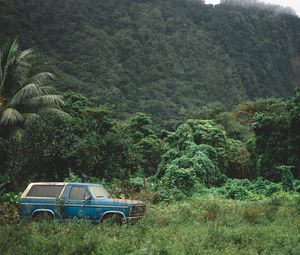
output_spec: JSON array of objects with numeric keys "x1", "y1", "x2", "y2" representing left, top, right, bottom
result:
[{"x1": 1, "y1": 197, "x2": 300, "y2": 254}]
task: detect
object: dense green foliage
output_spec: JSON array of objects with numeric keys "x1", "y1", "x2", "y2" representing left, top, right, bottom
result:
[
  {"x1": 1, "y1": 0, "x2": 300, "y2": 210},
  {"x1": 2, "y1": 89, "x2": 300, "y2": 200},
  {"x1": 1, "y1": 2, "x2": 300, "y2": 249},
  {"x1": 0, "y1": 42, "x2": 299, "y2": 197},
  {"x1": 1, "y1": 0, "x2": 300, "y2": 127},
  {"x1": 0, "y1": 40, "x2": 66, "y2": 138},
  {"x1": 253, "y1": 90, "x2": 300, "y2": 180},
  {"x1": 1, "y1": 196, "x2": 300, "y2": 254}
]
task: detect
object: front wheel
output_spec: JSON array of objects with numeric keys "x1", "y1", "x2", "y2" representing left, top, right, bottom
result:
[{"x1": 101, "y1": 213, "x2": 124, "y2": 226}]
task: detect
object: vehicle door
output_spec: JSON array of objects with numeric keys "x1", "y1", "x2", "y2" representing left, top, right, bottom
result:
[{"x1": 63, "y1": 186, "x2": 95, "y2": 219}]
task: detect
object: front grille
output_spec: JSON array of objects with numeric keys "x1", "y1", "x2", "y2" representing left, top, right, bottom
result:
[{"x1": 130, "y1": 204, "x2": 146, "y2": 217}]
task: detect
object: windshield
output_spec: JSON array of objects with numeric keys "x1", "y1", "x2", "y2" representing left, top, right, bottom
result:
[{"x1": 89, "y1": 185, "x2": 110, "y2": 198}]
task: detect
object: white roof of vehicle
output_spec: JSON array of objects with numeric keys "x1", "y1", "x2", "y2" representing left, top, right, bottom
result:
[{"x1": 28, "y1": 182, "x2": 67, "y2": 185}]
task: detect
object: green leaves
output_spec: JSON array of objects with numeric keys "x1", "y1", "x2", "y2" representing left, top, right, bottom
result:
[
  {"x1": 0, "y1": 39, "x2": 67, "y2": 133},
  {"x1": 0, "y1": 39, "x2": 19, "y2": 93},
  {"x1": 252, "y1": 94, "x2": 300, "y2": 180},
  {"x1": 155, "y1": 119, "x2": 234, "y2": 201},
  {"x1": 2, "y1": 0, "x2": 299, "y2": 127},
  {"x1": 29, "y1": 95, "x2": 64, "y2": 108},
  {"x1": 276, "y1": 165, "x2": 294, "y2": 191},
  {"x1": 0, "y1": 108, "x2": 23, "y2": 125},
  {"x1": 29, "y1": 72, "x2": 55, "y2": 86},
  {"x1": 9, "y1": 83, "x2": 41, "y2": 106}
]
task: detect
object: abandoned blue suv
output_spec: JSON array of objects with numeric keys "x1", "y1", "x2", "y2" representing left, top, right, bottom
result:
[{"x1": 19, "y1": 182, "x2": 146, "y2": 223}]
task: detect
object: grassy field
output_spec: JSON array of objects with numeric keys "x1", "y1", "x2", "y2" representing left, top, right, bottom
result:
[{"x1": 1, "y1": 197, "x2": 300, "y2": 255}]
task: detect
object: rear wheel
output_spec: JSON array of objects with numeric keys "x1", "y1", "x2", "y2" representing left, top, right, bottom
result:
[{"x1": 32, "y1": 211, "x2": 54, "y2": 221}]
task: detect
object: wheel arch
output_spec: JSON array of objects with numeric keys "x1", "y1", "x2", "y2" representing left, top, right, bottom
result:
[
  {"x1": 100, "y1": 211, "x2": 126, "y2": 222},
  {"x1": 31, "y1": 209, "x2": 55, "y2": 219}
]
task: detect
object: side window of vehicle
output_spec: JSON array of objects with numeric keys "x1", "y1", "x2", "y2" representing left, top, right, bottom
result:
[
  {"x1": 26, "y1": 185, "x2": 64, "y2": 198},
  {"x1": 69, "y1": 186, "x2": 90, "y2": 200}
]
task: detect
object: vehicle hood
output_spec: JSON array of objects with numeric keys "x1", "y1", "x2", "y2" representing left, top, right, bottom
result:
[
  {"x1": 95, "y1": 198, "x2": 144, "y2": 206},
  {"x1": 111, "y1": 198, "x2": 144, "y2": 205}
]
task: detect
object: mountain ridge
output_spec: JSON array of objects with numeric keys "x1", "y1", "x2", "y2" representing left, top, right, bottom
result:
[{"x1": 1, "y1": 0, "x2": 300, "y2": 127}]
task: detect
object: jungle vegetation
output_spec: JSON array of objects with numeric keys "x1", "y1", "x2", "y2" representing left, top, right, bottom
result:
[
  {"x1": 0, "y1": 0, "x2": 300, "y2": 199},
  {"x1": 1, "y1": 36, "x2": 300, "y2": 200},
  {"x1": 1, "y1": 1, "x2": 300, "y2": 253}
]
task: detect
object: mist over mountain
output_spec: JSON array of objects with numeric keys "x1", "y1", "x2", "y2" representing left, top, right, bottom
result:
[
  {"x1": 220, "y1": 0, "x2": 297, "y2": 16},
  {"x1": 1, "y1": 0, "x2": 300, "y2": 127}
]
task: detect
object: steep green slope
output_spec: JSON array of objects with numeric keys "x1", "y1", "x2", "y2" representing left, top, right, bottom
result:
[{"x1": 1, "y1": 0, "x2": 300, "y2": 127}]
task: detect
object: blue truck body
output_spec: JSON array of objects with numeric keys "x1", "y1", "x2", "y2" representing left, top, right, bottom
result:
[{"x1": 19, "y1": 182, "x2": 145, "y2": 223}]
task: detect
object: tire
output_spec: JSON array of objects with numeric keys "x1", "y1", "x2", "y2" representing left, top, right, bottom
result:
[
  {"x1": 32, "y1": 211, "x2": 54, "y2": 221},
  {"x1": 101, "y1": 213, "x2": 124, "y2": 226}
]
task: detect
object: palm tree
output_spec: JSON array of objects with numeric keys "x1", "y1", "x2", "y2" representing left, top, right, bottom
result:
[{"x1": 0, "y1": 39, "x2": 67, "y2": 133}]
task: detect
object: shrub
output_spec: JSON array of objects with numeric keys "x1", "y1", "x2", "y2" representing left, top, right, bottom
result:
[
  {"x1": 242, "y1": 204, "x2": 268, "y2": 224},
  {"x1": 155, "y1": 143, "x2": 226, "y2": 201},
  {"x1": 201, "y1": 200, "x2": 222, "y2": 222},
  {"x1": 155, "y1": 167, "x2": 200, "y2": 201},
  {"x1": 295, "y1": 180, "x2": 300, "y2": 193},
  {"x1": 217, "y1": 179, "x2": 251, "y2": 200},
  {"x1": 0, "y1": 191, "x2": 20, "y2": 224},
  {"x1": 209, "y1": 178, "x2": 292, "y2": 201},
  {"x1": 276, "y1": 165, "x2": 294, "y2": 191}
]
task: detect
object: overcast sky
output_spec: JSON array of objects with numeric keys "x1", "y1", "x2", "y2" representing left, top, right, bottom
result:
[{"x1": 205, "y1": 0, "x2": 300, "y2": 16}]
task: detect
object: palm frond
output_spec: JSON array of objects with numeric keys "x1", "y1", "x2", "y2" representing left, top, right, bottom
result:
[
  {"x1": 15, "y1": 58, "x2": 31, "y2": 86},
  {"x1": 39, "y1": 86, "x2": 57, "y2": 94},
  {"x1": 0, "y1": 39, "x2": 19, "y2": 91},
  {"x1": 0, "y1": 39, "x2": 68, "y2": 130},
  {"x1": 0, "y1": 108, "x2": 23, "y2": 125},
  {"x1": 8, "y1": 83, "x2": 41, "y2": 106},
  {"x1": 6, "y1": 40, "x2": 19, "y2": 63},
  {"x1": 39, "y1": 108, "x2": 71, "y2": 118},
  {"x1": 30, "y1": 72, "x2": 55, "y2": 86},
  {"x1": 0, "y1": 40, "x2": 32, "y2": 93},
  {"x1": 1, "y1": 40, "x2": 19, "y2": 71},
  {"x1": 18, "y1": 49, "x2": 33, "y2": 60},
  {"x1": 29, "y1": 95, "x2": 65, "y2": 109}
]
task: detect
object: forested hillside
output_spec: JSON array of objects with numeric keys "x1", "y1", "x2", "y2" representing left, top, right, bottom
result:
[
  {"x1": 2, "y1": 3, "x2": 300, "y2": 252},
  {"x1": 1, "y1": 0, "x2": 300, "y2": 127}
]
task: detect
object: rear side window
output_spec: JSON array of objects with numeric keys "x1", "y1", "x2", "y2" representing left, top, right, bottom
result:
[
  {"x1": 26, "y1": 185, "x2": 64, "y2": 198},
  {"x1": 69, "y1": 186, "x2": 90, "y2": 200}
]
